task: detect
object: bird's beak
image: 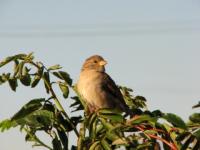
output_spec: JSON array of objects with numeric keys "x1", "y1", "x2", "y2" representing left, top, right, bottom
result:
[{"x1": 99, "y1": 60, "x2": 107, "y2": 66}]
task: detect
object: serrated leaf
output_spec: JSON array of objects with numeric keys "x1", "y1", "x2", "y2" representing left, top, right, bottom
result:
[
  {"x1": 164, "y1": 113, "x2": 187, "y2": 130},
  {"x1": 48, "y1": 64, "x2": 62, "y2": 71},
  {"x1": 53, "y1": 71, "x2": 72, "y2": 86},
  {"x1": 8, "y1": 77, "x2": 18, "y2": 91},
  {"x1": 59, "y1": 82, "x2": 69, "y2": 98}
]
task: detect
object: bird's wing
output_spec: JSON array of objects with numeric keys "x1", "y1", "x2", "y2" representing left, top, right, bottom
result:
[{"x1": 101, "y1": 73, "x2": 128, "y2": 110}]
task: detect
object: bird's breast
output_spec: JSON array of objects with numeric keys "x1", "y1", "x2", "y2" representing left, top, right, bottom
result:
[{"x1": 77, "y1": 71, "x2": 108, "y2": 108}]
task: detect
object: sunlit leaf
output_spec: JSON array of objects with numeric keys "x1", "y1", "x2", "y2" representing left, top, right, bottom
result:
[
  {"x1": 88, "y1": 113, "x2": 98, "y2": 139},
  {"x1": 59, "y1": 82, "x2": 69, "y2": 98},
  {"x1": 89, "y1": 141, "x2": 100, "y2": 150},
  {"x1": 48, "y1": 64, "x2": 62, "y2": 71},
  {"x1": 128, "y1": 115, "x2": 156, "y2": 125},
  {"x1": 98, "y1": 109, "x2": 124, "y2": 122},
  {"x1": 53, "y1": 71, "x2": 72, "y2": 86},
  {"x1": 0, "y1": 119, "x2": 17, "y2": 132},
  {"x1": 112, "y1": 138, "x2": 127, "y2": 145},
  {"x1": 101, "y1": 139, "x2": 112, "y2": 150},
  {"x1": 0, "y1": 54, "x2": 26, "y2": 68}
]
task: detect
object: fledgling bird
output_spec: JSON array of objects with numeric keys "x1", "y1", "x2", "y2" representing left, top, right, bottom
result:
[{"x1": 77, "y1": 55, "x2": 133, "y2": 115}]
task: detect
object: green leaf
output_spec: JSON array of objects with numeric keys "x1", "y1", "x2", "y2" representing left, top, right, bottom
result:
[
  {"x1": 59, "y1": 82, "x2": 69, "y2": 98},
  {"x1": 89, "y1": 141, "x2": 100, "y2": 150},
  {"x1": 112, "y1": 138, "x2": 127, "y2": 145},
  {"x1": 13, "y1": 60, "x2": 19, "y2": 77},
  {"x1": 193, "y1": 129, "x2": 200, "y2": 139},
  {"x1": 163, "y1": 113, "x2": 187, "y2": 130},
  {"x1": 98, "y1": 109, "x2": 124, "y2": 122},
  {"x1": 0, "y1": 54, "x2": 26, "y2": 68},
  {"x1": 20, "y1": 74, "x2": 31, "y2": 86},
  {"x1": 57, "y1": 129, "x2": 68, "y2": 150},
  {"x1": 189, "y1": 113, "x2": 200, "y2": 123},
  {"x1": 70, "y1": 96, "x2": 84, "y2": 112},
  {"x1": 0, "y1": 73, "x2": 10, "y2": 85},
  {"x1": 48, "y1": 64, "x2": 62, "y2": 71},
  {"x1": 20, "y1": 67, "x2": 31, "y2": 86},
  {"x1": 18, "y1": 62, "x2": 25, "y2": 78},
  {"x1": 192, "y1": 102, "x2": 200, "y2": 109},
  {"x1": 24, "y1": 52, "x2": 34, "y2": 62},
  {"x1": 101, "y1": 139, "x2": 112, "y2": 150},
  {"x1": 52, "y1": 135, "x2": 62, "y2": 150},
  {"x1": 88, "y1": 113, "x2": 98, "y2": 139},
  {"x1": 0, "y1": 119, "x2": 17, "y2": 132},
  {"x1": 43, "y1": 72, "x2": 50, "y2": 94},
  {"x1": 11, "y1": 98, "x2": 45, "y2": 121},
  {"x1": 57, "y1": 113, "x2": 73, "y2": 132},
  {"x1": 176, "y1": 132, "x2": 190, "y2": 142},
  {"x1": 31, "y1": 67, "x2": 44, "y2": 88},
  {"x1": 8, "y1": 77, "x2": 18, "y2": 91},
  {"x1": 53, "y1": 71, "x2": 72, "y2": 86},
  {"x1": 128, "y1": 115, "x2": 156, "y2": 125}
]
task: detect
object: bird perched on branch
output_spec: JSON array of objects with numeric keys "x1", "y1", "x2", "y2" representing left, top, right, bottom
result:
[{"x1": 77, "y1": 55, "x2": 133, "y2": 116}]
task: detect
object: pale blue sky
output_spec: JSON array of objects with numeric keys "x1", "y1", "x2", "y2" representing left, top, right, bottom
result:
[{"x1": 0, "y1": 1, "x2": 200, "y2": 150}]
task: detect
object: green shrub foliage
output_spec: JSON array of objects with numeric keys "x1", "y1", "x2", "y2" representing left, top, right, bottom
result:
[{"x1": 0, "y1": 53, "x2": 199, "y2": 150}]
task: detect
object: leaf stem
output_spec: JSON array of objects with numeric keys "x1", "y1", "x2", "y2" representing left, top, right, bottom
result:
[
  {"x1": 30, "y1": 61, "x2": 79, "y2": 137},
  {"x1": 23, "y1": 127, "x2": 53, "y2": 150}
]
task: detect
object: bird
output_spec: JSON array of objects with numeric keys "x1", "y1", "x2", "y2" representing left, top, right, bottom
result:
[{"x1": 77, "y1": 55, "x2": 133, "y2": 116}]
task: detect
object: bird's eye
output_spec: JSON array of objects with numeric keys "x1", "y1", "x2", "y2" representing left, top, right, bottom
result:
[{"x1": 94, "y1": 60, "x2": 97, "y2": 63}]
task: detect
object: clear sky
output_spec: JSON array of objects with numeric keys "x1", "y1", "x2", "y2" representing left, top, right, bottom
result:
[{"x1": 0, "y1": 1, "x2": 200, "y2": 150}]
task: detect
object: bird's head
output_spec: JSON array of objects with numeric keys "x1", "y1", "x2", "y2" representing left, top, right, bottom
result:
[{"x1": 81, "y1": 55, "x2": 107, "y2": 72}]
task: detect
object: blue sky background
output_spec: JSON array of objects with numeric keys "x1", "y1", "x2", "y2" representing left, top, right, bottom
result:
[{"x1": 0, "y1": 1, "x2": 200, "y2": 150}]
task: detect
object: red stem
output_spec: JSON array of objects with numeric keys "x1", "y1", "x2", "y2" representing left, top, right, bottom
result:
[{"x1": 134, "y1": 126, "x2": 178, "y2": 150}]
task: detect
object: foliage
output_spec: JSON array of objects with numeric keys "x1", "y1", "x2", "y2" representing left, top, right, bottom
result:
[{"x1": 0, "y1": 53, "x2": 199, "y2": 150}]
